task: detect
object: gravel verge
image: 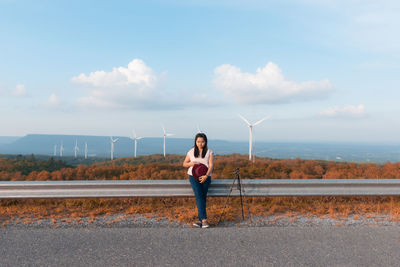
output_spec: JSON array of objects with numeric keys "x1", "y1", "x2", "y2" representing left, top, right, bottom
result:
[{"x1": 1, "y1": 213, "x2": 400, "y2": 229}]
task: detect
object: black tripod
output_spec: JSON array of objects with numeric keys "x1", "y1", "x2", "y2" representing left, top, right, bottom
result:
[{"x1": 217, "y1": 168, "x2": 252, "y2": 225}]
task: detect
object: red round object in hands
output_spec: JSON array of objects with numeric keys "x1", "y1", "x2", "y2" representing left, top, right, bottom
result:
[{"x1": 192, "y1": 163, "x2": 208, "y2": 180}]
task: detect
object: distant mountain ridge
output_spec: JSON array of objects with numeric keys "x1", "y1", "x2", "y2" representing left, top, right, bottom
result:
[
  {"x1": 0, "y1": 136, "x2": 21, "y2": 145},
  {"x1": 0, "y1": 134, "x2": 400, "y2": 163},
  {"x1": 0, "y1": 134, "x2": 194, "y2": 158}
]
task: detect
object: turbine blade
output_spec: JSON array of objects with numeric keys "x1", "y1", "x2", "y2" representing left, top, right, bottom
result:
[
  {"x1": 253, "y1": 116, "x2": 271, "y2": 126},
  {"x1": 166, "y1": 133, "x2": 174, "y2": 137},
  {"x1": 161, "y1": 124, "x2": 166, "y2": 134},
  {"x1": 238, "y1": 114, "x2": 251, "y2": 126}
]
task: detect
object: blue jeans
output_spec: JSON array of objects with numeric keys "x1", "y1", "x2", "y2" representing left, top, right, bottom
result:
[{"x1": 189, "y1": 175, "x2": 211, "y2": 221}]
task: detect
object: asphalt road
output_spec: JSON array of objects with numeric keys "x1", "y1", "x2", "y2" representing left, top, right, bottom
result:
[{"x1": 1, "y1": 226, "x2": 400, "y2": 266}]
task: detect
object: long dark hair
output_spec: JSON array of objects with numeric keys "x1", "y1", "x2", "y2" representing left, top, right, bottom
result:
[{"x1": 194, "y1": 133, "x2": 208, "y2": 158}]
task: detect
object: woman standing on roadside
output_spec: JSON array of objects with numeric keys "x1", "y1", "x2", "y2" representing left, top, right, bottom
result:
[{"x1": 183, "y1": 133, "x2": 214, "y2": 228}]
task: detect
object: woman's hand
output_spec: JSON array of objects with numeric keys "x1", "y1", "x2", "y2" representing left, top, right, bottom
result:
[
  {"x1": 199, "y1": 175, "x2": 208, "y2": 183},
  {"x1": 183, "y1": 154, "x2": 197, "y2": 167},
  {"x1": 190, "y1": 161, "x2": 197, "y2": 167}
]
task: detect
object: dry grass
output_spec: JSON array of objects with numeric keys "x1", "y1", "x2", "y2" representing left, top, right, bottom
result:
[
  {"x1": 2, "y1": 196, "x2": 400, "y2": 225},
  {"x1": 3, "y1": 155, "x2": 400, "y2": 225}
]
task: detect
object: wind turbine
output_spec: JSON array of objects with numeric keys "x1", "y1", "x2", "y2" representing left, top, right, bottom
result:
[
  {"x1": 59, "y1": 141, "x2": 64, "y2": 157},
  {"x1": 53, "y1": 145, "x2": 57, "y2": 156},
  {"x1": 73, "y1": 140, "x2": 79, "y2": 158},
  {"x1": 130, "y1": 130, "x2": 143, "y2": 158},
  {"x1": 197, "y1": 124, "x2": 203, "y2": 133},
  {"x1": 238, "y1": 114, "x2": 270, "y2": 161},
  {"x1": 84, "y1": 142, "x2": 88, "y2": 159},
  {"x1": 110, "y1": 137, "x2": 119, "y2": 160},
  {"x1": 161, "y1": 125, "x2": 174, "y2": 157}
]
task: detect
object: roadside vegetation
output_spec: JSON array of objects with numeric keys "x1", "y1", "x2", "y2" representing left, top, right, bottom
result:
[{"x1": 2, "y1": 154, "x2": 400, "y2": 227}]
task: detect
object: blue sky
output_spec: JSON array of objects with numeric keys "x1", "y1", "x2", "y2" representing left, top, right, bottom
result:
[{"x1": 1, "y1": 0, "x2": 399, "y2": 143}]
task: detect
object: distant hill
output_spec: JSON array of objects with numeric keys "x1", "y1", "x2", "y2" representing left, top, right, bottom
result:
[
  {"x1": 0, "y1": 134, "x2": 242, "y2": 158},
  {"x1": 0, "y1": 134, "x2": 194, "y2": 158},
  {"x1": 0, "y1": 136, "x2": 21, "y2": 145},
  {"x1": 0, "y1": 134, "x2": 400, "y2": 163}
]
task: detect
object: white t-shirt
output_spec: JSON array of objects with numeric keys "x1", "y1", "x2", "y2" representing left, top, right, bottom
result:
[{"x1": 186, "y1": 147, "x2": 213, "y2": 176}]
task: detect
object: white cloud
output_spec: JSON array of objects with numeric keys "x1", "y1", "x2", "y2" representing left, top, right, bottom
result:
[
  {"x1": 319, "y1": 104, "x2": 366, "y2": 118},
  {"x1": 213, "y1": 62, "x2": 333, "y2": 104},
  {"x1": 10, "y1": 84, "x2": 27, "y2": 97},
  {"x1": 42, "y1": 93, "x2": 61, "y2": 108},
  {"x1": 72, "y1": 59, "x2": 177, "y2": 109},
  {"x1": 72, "y1": 59, "x2": 157, "y2": 89}
]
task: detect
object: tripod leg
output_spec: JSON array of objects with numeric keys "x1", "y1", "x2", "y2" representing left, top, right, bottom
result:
[
  {"x1": 217, "y1": 177, "x2": 237, "y2": 225},
  {"x1": 240, "y1": 186, "x2": 254, "y2": 224},
  {"x1": 239, "y1": 183, "x2": 244, "y2": 220},
  {"x1": 237, "y1": 171, "x2": 253, "y2": 224}
]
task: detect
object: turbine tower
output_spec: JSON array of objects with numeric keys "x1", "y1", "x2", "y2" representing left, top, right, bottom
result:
[
  {"x1": 197, "y1": 124, "x2": 202, "y2": 133},
  {"x1": 130, "y1": 130, "x2": 143, "y2": 158},
  {"x1": 110, "y1": 137, "x2": 119, "y2": 160},
  {"x1": 161, "y1": 125, "x2": 174, "y2": 157},
  {"x1": 238, "y1": 114, "x2": 270, "y2": 161},
  {"x1": 59, "y1": 141, "x2": 64, "y2": 157},
  {"x1": 53, "y1": 144, "x2": 57, "y2": 156},
  {"x1": 74, "y1": 140, "x2": 79, "y2": 158},
  {"x1": 84, "y1": 142, "x2": 88, "y2": 159}
]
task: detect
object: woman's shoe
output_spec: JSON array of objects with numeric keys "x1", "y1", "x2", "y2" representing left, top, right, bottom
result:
[
  {"x1": 192, "y1": 221, "x2": 202, "y2": 228},
  {"x1": 201, "y1": 221, "x2": 210, "y2": 228}
]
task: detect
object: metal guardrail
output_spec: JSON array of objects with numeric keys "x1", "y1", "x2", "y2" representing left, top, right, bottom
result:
[{"x1": 1, "y1": 179, "x2": 400, "y2": 199}]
